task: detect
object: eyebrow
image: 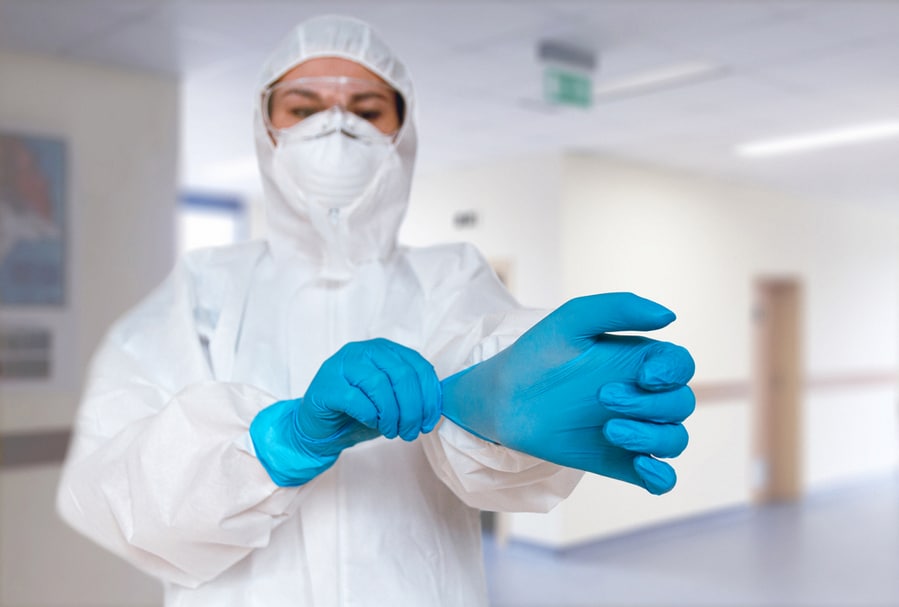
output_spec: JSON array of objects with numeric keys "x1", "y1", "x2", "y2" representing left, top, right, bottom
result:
[
  {"x1": 279, "y1": 89, "x2": 322, "y2": 101},
  {"x1": 348, "y1": 91, "x2": 391, "y2": 103},
  {"x1": 276, "y1": 88, "x2": 390, "y2": 103}
]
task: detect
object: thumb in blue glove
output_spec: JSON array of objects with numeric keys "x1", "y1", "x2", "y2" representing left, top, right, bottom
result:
[
  {"x1": 441, "y1": 293, "x2": 695, "y2": 495},
  {"x1": 251, "y1": 338, "x2": 443, "y2": 486}
]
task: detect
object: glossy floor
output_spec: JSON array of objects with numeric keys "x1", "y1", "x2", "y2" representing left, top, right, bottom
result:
[{"x1": 484, "y1": 472, "x2": 899, "y2": 606}]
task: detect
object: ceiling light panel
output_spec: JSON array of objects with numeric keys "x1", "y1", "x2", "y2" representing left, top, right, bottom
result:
[{"x1": 736, "y1": 121, "x2": 899, "y2": 157}]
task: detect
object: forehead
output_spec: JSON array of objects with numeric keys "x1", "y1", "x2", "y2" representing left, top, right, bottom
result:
[{"x1": 276, "y1": 57, "x2": 390, "y2": 87}]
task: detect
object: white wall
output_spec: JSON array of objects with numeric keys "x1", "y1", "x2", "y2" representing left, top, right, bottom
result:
[
  {"x1": 401, "y1": 155, "x2": 564, "y2": 311},
  {"x1": 406, "y1": 151, "x2": 899, "y2": 548},
  {"x1": 0, "y1": 51, "x2": 176, "y2": 606}
]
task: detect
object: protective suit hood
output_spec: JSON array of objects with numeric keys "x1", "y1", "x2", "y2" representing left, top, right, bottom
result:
[{"x1": 253, "y1": 15, "x2": 417, "y2": 280}]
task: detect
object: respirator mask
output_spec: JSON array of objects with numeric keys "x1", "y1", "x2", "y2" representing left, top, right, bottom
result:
[{"x1": 263, "y1": 76, "x2": 401, "y2": 211}]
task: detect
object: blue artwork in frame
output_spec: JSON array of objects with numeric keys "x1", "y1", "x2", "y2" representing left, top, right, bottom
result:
[{"x1": 0, "y1": 133, "x2": 66, "y2": 306}]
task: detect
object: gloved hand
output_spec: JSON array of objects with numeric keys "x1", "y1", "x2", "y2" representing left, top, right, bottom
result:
[
  {"x1": 250, "y1": 338, "x2": 442, "y2": 486},
  {"x1": 441, "y1": 293, "x2": 695, "y2": 495}
]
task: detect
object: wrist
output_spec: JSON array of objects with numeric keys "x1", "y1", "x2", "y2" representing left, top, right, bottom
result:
[
  {"x1": 250, "y1": 399, "x2": 339, "y2": 487},
  {"x1": 440, "y1": 365, "x2": 499, "y2": 444}
]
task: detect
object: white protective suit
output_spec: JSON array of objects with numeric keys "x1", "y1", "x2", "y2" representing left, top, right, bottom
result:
[{"x1": 57, "y1": 15, "x2": 582, "y2": 607}]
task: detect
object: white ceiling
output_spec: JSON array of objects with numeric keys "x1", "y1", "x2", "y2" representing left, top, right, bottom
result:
[{"x1": 2, "y1": 0, "x2": 898, "y2": 208}]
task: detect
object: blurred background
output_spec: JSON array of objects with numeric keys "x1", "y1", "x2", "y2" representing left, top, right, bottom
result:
[{"x1": 1, "y1": 1, "x2": 897, "y2": 605}]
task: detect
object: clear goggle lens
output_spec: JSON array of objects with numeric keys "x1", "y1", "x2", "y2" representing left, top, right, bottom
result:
[{"x1": 264, "y1": 76, "x2": 402, "y2": 142}]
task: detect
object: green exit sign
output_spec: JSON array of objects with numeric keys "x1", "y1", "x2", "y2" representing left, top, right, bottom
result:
[{"x1": 543, "y1": 67, "x2": 593, "y2": 108}]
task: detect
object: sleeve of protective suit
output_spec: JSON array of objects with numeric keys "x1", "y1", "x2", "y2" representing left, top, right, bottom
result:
[
  {"x1": 56, "y1": 255, "x2": 304, "y2": 589},
  {"x1": 414, "y1": 244, "x2": 583, "y2": 512}
]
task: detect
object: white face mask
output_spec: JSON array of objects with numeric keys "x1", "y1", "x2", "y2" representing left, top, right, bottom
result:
[{"x1": 272, "y1": 108, "x2": 394, "y2": 211}]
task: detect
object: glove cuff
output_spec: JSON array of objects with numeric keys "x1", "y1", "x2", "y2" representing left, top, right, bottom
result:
[{"x1": 250, "y1": 399, "x2": 339, "y2": 487}]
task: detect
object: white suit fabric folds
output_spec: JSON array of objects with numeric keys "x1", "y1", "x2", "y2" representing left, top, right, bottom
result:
[{"x1": 56, "y1": 14, "x2": 582, "y2": 607}]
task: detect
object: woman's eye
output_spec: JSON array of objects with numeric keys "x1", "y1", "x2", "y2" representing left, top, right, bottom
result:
[
  {"x1": 291, "y1": 108, "x2": 319, "y2": 119},
  {"x1": 355, "y1": 110, "x2": 382, "y2": 122}
]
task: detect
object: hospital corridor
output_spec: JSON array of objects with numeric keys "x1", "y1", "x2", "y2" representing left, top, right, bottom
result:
[{"x1": 1, "y1": 2, "x2": 898, "y2": 606}]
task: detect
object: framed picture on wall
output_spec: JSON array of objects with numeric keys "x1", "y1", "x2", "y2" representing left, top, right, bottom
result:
[
  {"x1": 0, "y1": 132, "x2": 67, "y2": 306},
  {"x1": 0, "y1": 132, "x2": 67, "y2": 382}
]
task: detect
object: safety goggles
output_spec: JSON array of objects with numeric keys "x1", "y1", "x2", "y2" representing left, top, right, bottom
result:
[{"x1": 263, "y1": 76, "x2": 402, "y2": 142}]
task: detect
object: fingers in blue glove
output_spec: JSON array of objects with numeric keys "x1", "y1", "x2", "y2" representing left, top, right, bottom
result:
[
  {"x1": 376, "y1": 341, "x2": 442, "y2": 440},
  {"x1": 341, "y1": 339, "x2": 441, "y2": 441},
  {"x1": 638, "y1": 342, "x2": 695, "y2": 391},
  {"x1": 384, "y1": 341, "x2": 443, "y2": 435},
  {"x1": 634, "y1": 455, "x2": 678, "y2": 495},
  {"x1": 343, "y1": 351, "x2": 402, "y2": 439},
  {"x1": 552, "y1": 292, "x2": 676, "y2": 340},
  {"x1": 599, "y1": 383, "x2": 696, "y2": 423},
  {"x1": 603, "y1": 418, "x2": 689, "y2": 458},
  {"x1": 566, "y1": 444, "x2": 678, "y2": 495}
]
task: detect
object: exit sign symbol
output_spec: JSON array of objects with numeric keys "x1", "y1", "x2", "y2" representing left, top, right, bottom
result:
[{"x1": 543, "y1": 67, "x2": 592, "y2": 108}]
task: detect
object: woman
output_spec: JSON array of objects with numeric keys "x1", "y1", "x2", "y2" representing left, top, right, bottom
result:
[{"x1": 57, "y1": 15, "x2": 693, "y2": 606}]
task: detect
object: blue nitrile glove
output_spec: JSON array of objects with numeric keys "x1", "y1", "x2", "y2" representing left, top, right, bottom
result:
[
  {"x1": 441, "y1": 293, "x2": 695, "y2": 495},
  {"x1": 250, "y1": 338, "x2": 442, "y2": 486}
]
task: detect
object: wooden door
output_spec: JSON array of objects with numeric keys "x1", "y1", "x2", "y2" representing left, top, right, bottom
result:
[{"x1": 753, "y1": 279, "x2": 803, "y2": 502}]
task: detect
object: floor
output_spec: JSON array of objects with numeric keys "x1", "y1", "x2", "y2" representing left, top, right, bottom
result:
[{"x1": 483, "y1": 472, "x2": 899, "y2": 606}]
